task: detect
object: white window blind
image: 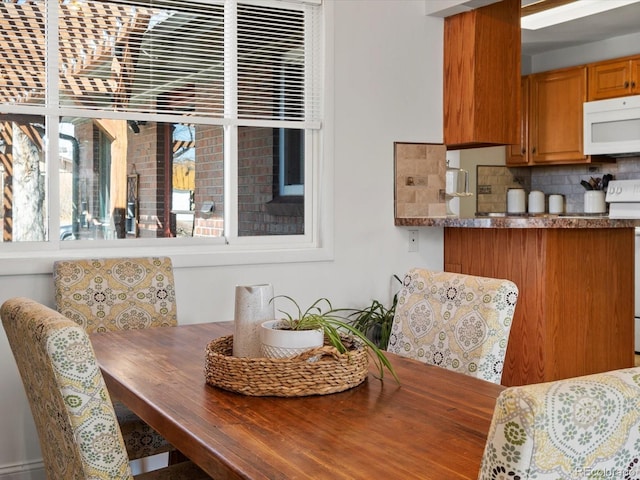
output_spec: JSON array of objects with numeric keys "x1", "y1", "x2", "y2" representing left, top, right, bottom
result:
[
  {"x1": 1, "y1": 1, "x2": 47, "y2": 106},
  {"x1": 237, "y1": 2, "x2": 320, "y2": 124},
  {"x1": 58, "y1": 0, "x2": 226, "y2": 116},
  {"x1": 2, "y1": 0, "x2": 321, "y2": 125}
]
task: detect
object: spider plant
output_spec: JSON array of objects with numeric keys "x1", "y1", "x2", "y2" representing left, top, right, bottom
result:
[
  {"x1": 271, "y1": 295, "x2": 399, "y2": 383},
  {"x1": 347, "y1": 274, "x2": 401, "y2": 350}
]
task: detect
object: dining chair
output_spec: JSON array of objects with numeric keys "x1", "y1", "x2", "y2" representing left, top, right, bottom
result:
[
  {"x1": 387, "y1": 268, "x2": 519, "y2": 384},
  {"x1": 53, "y1": 256, "x2": 177, "y2": 333},
  {"x1": 479, "y1": 367, "x2": 640, "y2": 479},
  {"x1": 1, "y1": 296, "x2": 210, "y2": 479},
  {"x1": 53, "y1": 256, "x2": 177, "y2": 460}
]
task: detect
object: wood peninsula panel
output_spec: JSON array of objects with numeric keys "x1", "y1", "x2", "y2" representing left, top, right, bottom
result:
[{"x1": 444, "y1": 227, "x2": 634, "y2": 386}]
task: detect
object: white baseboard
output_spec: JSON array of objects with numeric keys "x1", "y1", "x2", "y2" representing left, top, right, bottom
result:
[
  {"x1": 0, "y1": 453, "x2": 168, "y2": 479},
  {"x1": 0, "y1": 460, "x2": 45, "y2": 480}
]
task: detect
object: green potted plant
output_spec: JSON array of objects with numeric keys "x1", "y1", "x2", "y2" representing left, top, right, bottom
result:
[
  {"x1": 260, "y1": 295, "x2": 399, "y2": 382},
  {"x1": 348, "y1": 275, "x2": 401, "y2": 350}
]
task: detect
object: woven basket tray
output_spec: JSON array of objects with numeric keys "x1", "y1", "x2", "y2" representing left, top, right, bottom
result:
[{"x1": 204, "y1": 335, "x2": 369, "y2": 397}]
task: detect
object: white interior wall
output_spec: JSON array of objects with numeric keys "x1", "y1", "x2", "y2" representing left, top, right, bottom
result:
[
  {"x1": 0, "y1": 1, "x2": 445, "y2": 478},
  {"x1": 525, "y1": 31, "x2": 640, "y2": 74}
]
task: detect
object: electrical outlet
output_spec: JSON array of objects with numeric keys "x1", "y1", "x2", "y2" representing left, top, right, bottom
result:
[{"x1": 408, "y1": 229, "x2": 418, "y2": 252}]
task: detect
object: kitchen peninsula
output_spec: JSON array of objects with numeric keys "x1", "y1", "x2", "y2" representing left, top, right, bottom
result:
[{"x1": 396, "y1": 215, "x2": 638, "y2": 386}]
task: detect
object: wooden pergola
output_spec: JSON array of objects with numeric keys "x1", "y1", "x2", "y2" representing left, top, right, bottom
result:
[{"x1": 1, "y1": 0, "x2": 152, "y2": 241}]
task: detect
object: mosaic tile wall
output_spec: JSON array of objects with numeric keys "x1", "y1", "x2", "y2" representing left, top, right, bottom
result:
[
  {"x1": 477, "y1": 156, "x2": 640, "y2": 214},
  {"x1": 394, "y1": 142, "x2": 447, "y2": 218}
]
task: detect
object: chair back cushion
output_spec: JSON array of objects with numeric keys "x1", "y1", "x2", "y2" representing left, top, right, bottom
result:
[
  {"x1": 53, "y1": 256, "x2": 177, "y2": 333},
  {"x1": 1, "y1": 297, "x2": 133, "y2": 479},
  {"x1": 479, "y1": 367, "x2": 640, "y2": 479},
  {"x1": 387, "y1": 268, "x2": 518, "y2": 384}
]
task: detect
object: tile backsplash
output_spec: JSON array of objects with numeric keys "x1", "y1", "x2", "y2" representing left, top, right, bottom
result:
[
  {"x1": 477, "y1": 157, "x2": 640, "y2": 214},
  {"x1": 394, "y1": 142, "x2": 447, "y2": 217}
]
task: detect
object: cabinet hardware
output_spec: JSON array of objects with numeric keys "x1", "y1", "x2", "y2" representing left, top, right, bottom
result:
[{"x1": 625, "y1": 81, "x2": 630, "y2": 88}]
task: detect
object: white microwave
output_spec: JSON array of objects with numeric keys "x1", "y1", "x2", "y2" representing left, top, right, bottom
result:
[{"x1": 584, "y1": 95, "x2": 640, "y2": 156}]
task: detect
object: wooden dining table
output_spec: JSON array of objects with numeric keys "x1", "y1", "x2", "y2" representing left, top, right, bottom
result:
[{"x1": 91, "y1": 322, "x2": 504, "y2": 480}]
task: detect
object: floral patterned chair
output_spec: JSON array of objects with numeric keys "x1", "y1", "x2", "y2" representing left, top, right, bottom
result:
[
  {"x1": 53, "y1": 256, "x2": 177, "y2": 333},
  {"x1": 387, "y1": 268, "x2": 519, "y2": 384},
  {"x1": 1, "y1": 297, "x2": 210, "y2": 479},
  {"x1": 479, "y1": 367, "x2": 640, "y2": 479},
  {"x1": 53, "y1": 257, "x2": 177, "y2": 460}
]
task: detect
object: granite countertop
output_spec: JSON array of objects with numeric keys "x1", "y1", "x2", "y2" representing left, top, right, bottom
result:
[{"x1": 395, "y1": 214, "x2": 640, "y2": 229}]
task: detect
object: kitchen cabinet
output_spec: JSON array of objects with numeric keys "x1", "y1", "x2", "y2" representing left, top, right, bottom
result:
[
  {"x1": 530, "y1": 67, "x2": 587, "y2": 164},
  {"x1": 443, "y1": 0, "x2": 520, "y2": 149},
  {"x1": 444, "y1": 226, "x2": 635, "y2": 387},
  {"x1": 588, "y1": 55, "x2": 640, "y2": 101},
  {"x1": 508, "y1": 66, "x2": 598, "y2": 166},
  {"x1": 507, "y1": 76, "x2": 530, "y2": 165}
]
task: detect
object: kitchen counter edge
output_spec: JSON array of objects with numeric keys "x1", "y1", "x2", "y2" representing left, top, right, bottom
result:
[{"x1": 395, "y1": 216, "x2": 640, "y2": 229}]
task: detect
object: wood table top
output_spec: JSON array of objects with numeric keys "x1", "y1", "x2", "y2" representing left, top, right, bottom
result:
[{"x1": 91, "y1": 322, "x2": 503, "y2": 480}]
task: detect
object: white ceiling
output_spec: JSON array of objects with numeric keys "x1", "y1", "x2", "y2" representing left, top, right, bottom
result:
[{"x1": 521, "y1": 1, "x2": 640, "y2": 56}]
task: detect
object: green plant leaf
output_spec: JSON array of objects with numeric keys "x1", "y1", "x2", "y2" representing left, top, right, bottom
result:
[{"x1": 270, "y1": 294, "x2": 399, "y2": 383}]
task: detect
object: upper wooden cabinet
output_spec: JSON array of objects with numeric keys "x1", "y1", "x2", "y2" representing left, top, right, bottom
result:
[
  {"x1": 507, "y1": 76, "x2": 530, "y2": 165},
  {"x1": 508, "y1": 66, "x2": 599, "y2": 166},
  {"x1": 588, "y1": 55, "x2": 640, "y2": 101},
  {"x1": 529, "y1": 66, "x2": 588, "y2": 164},
  {"x1": 443, "y1": 0, "x2": 520, "y2": 149}
]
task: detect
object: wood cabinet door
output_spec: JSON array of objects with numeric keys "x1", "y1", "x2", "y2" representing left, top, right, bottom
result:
[
  {"x1": 588, "y1": 59, "x2": 633, "y2": 100},
  {"x1": 507, "y1": 76, "x2": 530, "y2": 165},
  {"x1": 632, "y1": 59, "x2": 640, "y2": 96},
  {"x1": 529, "y1": 67, "x2": 588, "y2": 164}
]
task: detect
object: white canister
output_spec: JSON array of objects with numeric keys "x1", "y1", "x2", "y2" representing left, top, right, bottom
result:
[
  {"x1": 549, "y1": 194, "x2": 564, "y2": 214},
  {"x1": 233, "y1": 284, "x2": 275, "y2": 358},
  {"x1": 528, "y1": 190, "x2": 545, "y2": 214},
  {"x1": 507, "y1": 188, "x2": 526, "y2": 214},
  {"x1": 584, "y1": 190, "x2": 606, "y2": 214}
]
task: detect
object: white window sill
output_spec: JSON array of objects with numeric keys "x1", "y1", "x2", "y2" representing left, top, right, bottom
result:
[{"x1": 0, "y1": 241, "x2": 333, "y2": 276}]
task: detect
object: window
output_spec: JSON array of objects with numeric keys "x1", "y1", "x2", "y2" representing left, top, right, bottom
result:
[
  {"x1": 0, "y1": 0, "x2": 322, "y2": 246},
  {"x1": 278, "y1": 61, "x2": 304, "y2": 197}
]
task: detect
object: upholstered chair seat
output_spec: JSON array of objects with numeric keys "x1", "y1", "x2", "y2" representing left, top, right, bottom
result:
[
  {"x1": 53, "y1": 257, "x2": 178, "y2": 459},
  {"x1": 479, "y1": 367, "x2": 640, "y2": 479},
  {"x1": 387, "y1": 268, "x2": 519, "y2": 384},
  {"x1": 1, "y1": 297, "x2": 210, "y2": 479}
]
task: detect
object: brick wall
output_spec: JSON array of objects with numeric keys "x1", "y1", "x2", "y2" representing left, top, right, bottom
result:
[
  {"x1": 237, "y1": 126, "x2": 304, "y2": 236},
  {"x1": 193, "y1": 125, "x2": 224, "y2": 237}
]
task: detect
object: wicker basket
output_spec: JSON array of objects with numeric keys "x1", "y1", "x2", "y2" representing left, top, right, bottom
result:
[{"x1": 204, "y1": 335, "x2": 369, "y2": 397}]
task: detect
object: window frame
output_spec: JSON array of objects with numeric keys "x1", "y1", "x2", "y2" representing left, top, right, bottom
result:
[{"x1": 0, "y1": 0, "x2": 332, "y2": 275}]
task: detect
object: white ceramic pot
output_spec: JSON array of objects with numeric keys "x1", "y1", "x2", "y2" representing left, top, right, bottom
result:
[
  {"x1": 507, "y1": 188, "x2": 525, "y2": 214},
  {"x1": 260, "y1": 320, "x2": 324, "y2": 359},
  {"x1": 549, "y1": 194, "x2": 564, "y2": 214},
  {"x1": 584, "y1": 190, "x2": 606, "y2": 214},
  {"x1": 528, "y1": 190, "x2": 545, "y2": 214}
]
